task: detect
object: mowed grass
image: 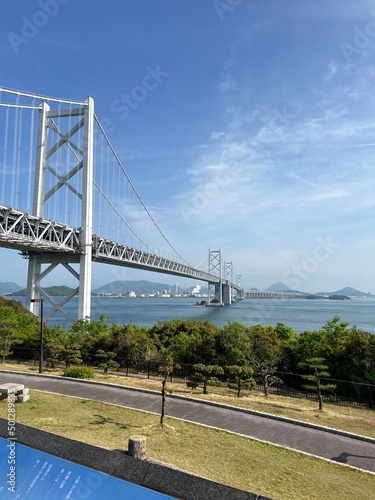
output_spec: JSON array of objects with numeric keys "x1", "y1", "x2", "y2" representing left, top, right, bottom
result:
[
  {"x1": 0, "y1": 390, "x2": 374, "y2": 500},
  {"x1": 2, "y1": 361, "x2": 375, "y2": 439}
]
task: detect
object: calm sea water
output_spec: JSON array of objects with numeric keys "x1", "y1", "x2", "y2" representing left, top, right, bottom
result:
[{"x1": 15, "y1": 296, "x2": 375, "y2": 334}]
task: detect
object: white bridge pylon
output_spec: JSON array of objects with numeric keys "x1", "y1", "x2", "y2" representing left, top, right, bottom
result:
[
  {"x1": 26, "y1": 97, "x2": 94, "y2": 323},
  {"x1": 207, "y1": 250, "x2": 242, "y2": 306}
]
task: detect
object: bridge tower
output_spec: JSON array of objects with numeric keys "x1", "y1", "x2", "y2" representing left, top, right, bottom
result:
[
  {"x1": 26, "y1": 97, "x2": 94, "y2": 323},
  {"x1": 207, "y1": 249, "x2": 223, "y2": 306},
  {"x1": 223, "y1": 261, "x2": 233, "y2": 305},
  {"x1": 236, "y1": 274, "x2": 244, "y2": 299}
]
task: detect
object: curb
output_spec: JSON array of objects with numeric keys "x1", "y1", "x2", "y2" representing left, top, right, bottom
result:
[{"x1": 1, "y1": 369, "x2": 375, "y2": 445}]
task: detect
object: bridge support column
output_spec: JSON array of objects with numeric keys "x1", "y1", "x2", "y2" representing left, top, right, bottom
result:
[
  {"x1": 222, "y1": 283, "x2": 232, "y2": 305},
  {"x1": 78, "y1": 96, "x2": 94, "y2": 320},
  {"x1": 26, "y1": 101, "x2": 49, "y2": 314},
  {"x1": 26, "y1": 254, "x2": 42, "y2": 315}
]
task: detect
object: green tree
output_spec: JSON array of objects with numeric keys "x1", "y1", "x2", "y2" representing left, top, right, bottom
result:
[
  {"x1": 215, "y1": 322, "x2": 252, "y2": 366},
  {"x1": 340, "y1": 328, "x2": 375, "y2": 383},
  {"x1": 187, "y1": 364, "x2": 224, "y2": 394},
  {"x1": 275, "y1": 322, "x2": 297, "y2": 343},
  {"x1": 43, "y1": 325, "x2": 70, "y2": 368},
  {"x1": 248, "y1": 325, "x2": 282, "y2": 396},
  {"x1": 95, "y1": 349, "x2": 119, "y2": 374},
  {"x1": 225, "y1": 365, "x2": 255, "y2": 397},
  {"x1": 0, "y1": 317, "x2": 17, "y2": 362},
  {"x1": 298, "y1": 357, "x2": 336, "y2": 411},
  {"x1": 322, "y1": 316, "x2": 351, "y2": 369},
  {"x1": 111, "y1": 323, "x2": 156, "y2": 361},
  {"x1": 71, "y1": 316, "x2": 111, "y2": 364},
  {"x1": 292, "y1": 329, "x2": 327, "y2": 365},
  {"x1": 0, "y1": 297, "x2": 40, "y2": 360},
  {"x1": 275, "y1": 322, "x2": 298, "y2": 372},
  {"x1": 178, "y1": 321, "x2": 220, "y2": 365},
  {"x1": 149, "y1": 319, "x2": 186, "y2": 352},
  {"x1": 58, "y1": 335, "x2": 82, "y2": 368},
  {"x1": 150, "y1": 319, "x2": 220, "y2": 365}
]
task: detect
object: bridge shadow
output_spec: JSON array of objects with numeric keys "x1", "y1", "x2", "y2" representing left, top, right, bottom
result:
[{"x1": 331, "y1": 451, "x2": 375, "y2": 465}]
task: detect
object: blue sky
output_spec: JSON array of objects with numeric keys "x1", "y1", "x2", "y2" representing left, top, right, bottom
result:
[{"x1": 1, "y1": 0, "x2": 375, "y2": 293}]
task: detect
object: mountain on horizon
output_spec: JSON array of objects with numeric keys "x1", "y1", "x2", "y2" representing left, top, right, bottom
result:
[
  {"x1": 10, "y1": 285, "x2": 75, "y2": 297},
  {"x1": 0, "y1": 282, "x2": 24, "y2": 295},
  {"x1": 266, "y1": 282, "x2": 293, "y2": 292},
  {"x1": 316, "y1": 287, "x2": 371, "y2": 297}
]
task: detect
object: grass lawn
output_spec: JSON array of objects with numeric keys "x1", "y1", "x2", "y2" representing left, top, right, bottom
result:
[
  {"x1": 0, "y1": 390, "x2": 374, "y2": 500},
  {"x1": 1, "y1": 361, "x2": 375, "y2": 438}
]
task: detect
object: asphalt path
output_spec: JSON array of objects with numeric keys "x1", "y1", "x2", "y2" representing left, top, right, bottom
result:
[{"x1": 1, "y1": 372, "x2": 375, "y2": 474}]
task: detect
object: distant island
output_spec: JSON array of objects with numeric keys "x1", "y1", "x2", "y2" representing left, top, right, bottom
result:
[
  {"x1": 248, "y1": 283, "x2": 372, "y2": 299},
  {"x1": 8, "y1": 285, "x2": 76, "y2": 297},
  {"x1": 306, "y1": 294, "x2": 351, "y2": 301}
]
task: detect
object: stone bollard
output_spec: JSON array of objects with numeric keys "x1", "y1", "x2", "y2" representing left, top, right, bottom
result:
[{"x1": 128, "y1": 435, "x2": 147, "y2": 459}]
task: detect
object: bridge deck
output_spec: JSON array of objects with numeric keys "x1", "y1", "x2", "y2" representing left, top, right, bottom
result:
[{"x1": 0, "y1": 205, "x2": 239, "y2": 286}]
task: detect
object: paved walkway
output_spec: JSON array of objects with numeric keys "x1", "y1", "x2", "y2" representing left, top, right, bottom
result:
[{"x1": 1, "y1": 371, "x2": 375, "y2": 473}]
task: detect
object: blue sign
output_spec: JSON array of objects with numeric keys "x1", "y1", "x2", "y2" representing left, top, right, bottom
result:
[{"x1": 0, "y1": 438, "x2": 176, "y2": 499}]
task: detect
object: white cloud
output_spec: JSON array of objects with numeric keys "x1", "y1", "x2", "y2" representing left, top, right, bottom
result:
[{"x1": 323, "y1": 61, "x2": 339, "y2": 82}]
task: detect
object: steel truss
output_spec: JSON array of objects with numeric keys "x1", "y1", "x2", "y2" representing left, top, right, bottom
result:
[
  {"x1": 0, "y1": 205, "x2": 80, "y2": 253},
  {"x1": 92, "y1": 236, "x2": 218, "y2": 281}
]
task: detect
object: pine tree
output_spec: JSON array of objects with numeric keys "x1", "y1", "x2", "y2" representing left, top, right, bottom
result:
[{"x1": 298, "y1": 357, "x2": 336, "y2": 410}]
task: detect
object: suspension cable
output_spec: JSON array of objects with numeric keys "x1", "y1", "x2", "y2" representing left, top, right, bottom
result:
[
  {"x1": 0, "y1": 86, "x2": 85, "y2": 105},
  {"x1": 94, "y1": 114, "x2": 192, "y2": 266},
  {"x1": 93, "y1": 180, "x2": 150, "y2": 252},
  {"x1": 0, "y1": 103, "x2": 41, "y2": 110}
]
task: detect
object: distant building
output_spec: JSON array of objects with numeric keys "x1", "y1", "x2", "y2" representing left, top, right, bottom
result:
[{"x1": 126, "y1": 290, "x2": 136, "y2": 298}]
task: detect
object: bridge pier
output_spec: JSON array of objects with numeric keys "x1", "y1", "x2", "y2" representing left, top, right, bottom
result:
[
  {"x1": 222, "y1": 283, "x2": 232, "y2": 305},
  {"x1": 26, "y1": 254, "x2": 42, "y2": 316},
  {"x1": 207, "y1": 283, "x2": 224, "y2": 306}
]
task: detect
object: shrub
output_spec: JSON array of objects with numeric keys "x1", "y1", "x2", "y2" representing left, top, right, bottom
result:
[{"x1": 63, "y1": 366, "x2": 95, "y2": 379}]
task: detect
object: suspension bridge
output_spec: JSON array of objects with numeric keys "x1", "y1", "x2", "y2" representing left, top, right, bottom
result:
[{"x1": 0, "y1": 87, "x2": 243, "y2": 324}]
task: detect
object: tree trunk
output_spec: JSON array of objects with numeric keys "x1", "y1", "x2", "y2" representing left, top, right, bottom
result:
[
  {"x1": 237, "y1": 377, "x2": 241, "y2": 397},
  {"x1": 203, "y1": 380, "x2": 208, "y2": 394},
  {"x1": 317, "y1": 379, "x2": 323, "y2": 411},
  {"x1": 263, "y1": 374, "x2": 269, "y2": 397},
  {"x1": 128, "y1": 436, "x2": 146, "y2": 459},
  {"x1": 160, "y1": 378, "x2": 167, "y2": 426}
]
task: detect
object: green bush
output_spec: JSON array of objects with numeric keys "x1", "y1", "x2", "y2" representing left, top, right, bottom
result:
[{"x1": 63, "y1": 366, "x2": 95, "y2": 379}]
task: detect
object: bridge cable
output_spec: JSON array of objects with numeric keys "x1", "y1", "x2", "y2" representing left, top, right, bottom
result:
[
  {"x1": 1, "y1": 96, "x2": 8, "y2": 204},
  {"x1": 26, "y1": 97, "x2": 36, "y2": 212},
  {"x1": 93, "y1": 180, "x2": 150, "y2": 251},
  {"x1": 0, "y1": 86, "x2": 85, "y2": 106},
  {"x1": 94, "y1": 114, "x2": 192, "y2": 266}
]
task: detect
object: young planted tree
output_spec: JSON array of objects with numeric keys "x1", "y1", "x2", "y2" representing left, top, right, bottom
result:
[
  {"x1": 187, "y1": 364, "x2": 224, "y2": 394},
  {"x1": 95, "y1": 349, "x2": 119, "y2": 374},
  {"x1": 43, "y1": 325, "x2": 69, "y2": 368},
  {"x1": 298, "y1": 357, "x2": 336, "y2": 410},
  {"x1": 158, "y1": 356, "x2": 179, "y2": 427},
  {"x1": 226, "y1": 365, "x2": 255, "y2": 397},
  {"x1": 58, "y1": 341, "x2": 82, "y2": 368},
  {"x1": 248, "y1": 325, "x2": 282, "y2": 396},
  {"x1": 251, "y1": 360, "x2": 278, "y2": 397}
]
